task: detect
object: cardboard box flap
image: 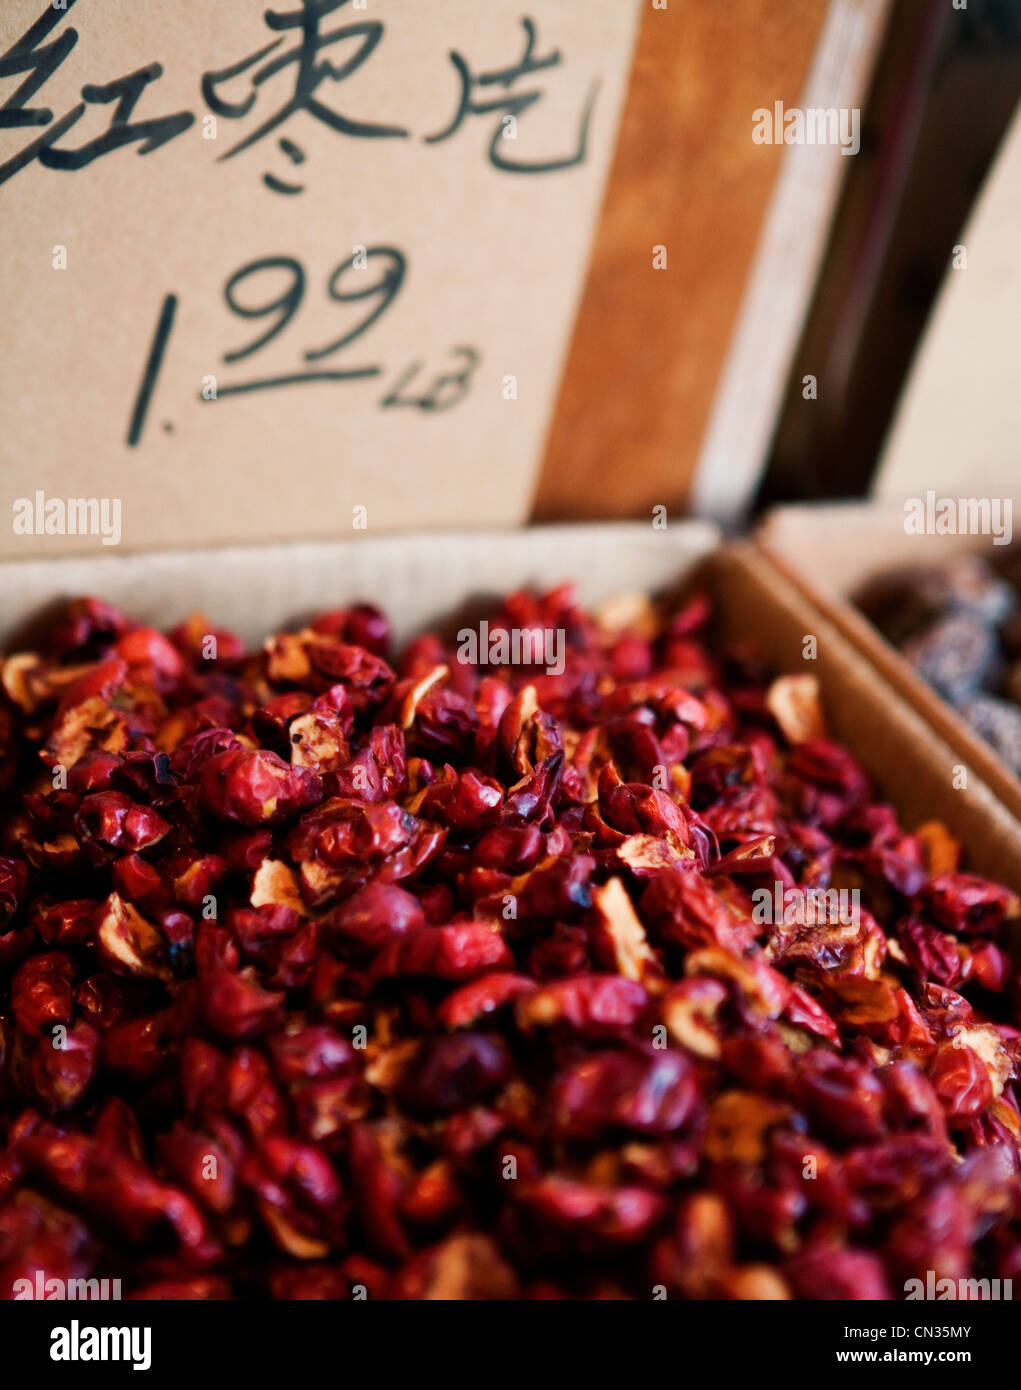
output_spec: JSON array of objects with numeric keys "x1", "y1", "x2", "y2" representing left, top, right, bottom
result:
[{"x1": 0, "y1": 521, "x2": 721, "y2": 649}]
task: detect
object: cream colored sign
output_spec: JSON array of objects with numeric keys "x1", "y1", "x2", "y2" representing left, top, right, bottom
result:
[{"x1": 0, "y1": 0, "x2": 640, "y2": 556}]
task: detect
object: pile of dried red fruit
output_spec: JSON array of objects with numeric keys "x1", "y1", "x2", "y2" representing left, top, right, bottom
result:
[{"x1": 1, "y1": 586, "x2": 1020, "y2": 1301}]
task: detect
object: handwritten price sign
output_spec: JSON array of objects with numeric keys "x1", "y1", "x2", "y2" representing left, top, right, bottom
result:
[{"x1": 0, "y1": 0, "x2": 639, "y2": 555}]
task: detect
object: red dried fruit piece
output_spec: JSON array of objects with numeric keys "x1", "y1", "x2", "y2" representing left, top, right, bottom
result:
[
  {"x1": 102, "y1": 1014, "x2": 174, "y2": 1080},
  {"x1": 383, "y1": 923, "x2": 513, "y2": 981},
  {"x1": 74, "y1": 791, "x2": 170, "y2": 862},
  {"x1": 312, "y1": 602, "x2": 390, "y2": 657},
  {"x1": 591, "y1": 877, "x2": 658, "y2": 983},
  {"x1": 200, "y1": 749, "x2": 322, "y2": 825},
  {"x1": 111, "y1": 854, "x2": 166, "y2": 912},
  {"x1": 95, "y1": 893, "x2": 170, "y2": 981},
  {"x1": 704, "y1": 1091, "x2": 789, "y2": 1163},
  {"x1": 797, "y1": 1053, "x2": 886, "y2": 1144},
  {"x1": 115, "y1": 626, "x2": 185, "y2": 690},
  {"x1": 765, "y1": 674, "x2": 826, "y2": 745},
  {"x1": 65, "y1": 750, "x2": 122, "y2": 795},
  {"x1": 498, "y1": 686, "x2": 562, "y2": 776},
  {"x1": 168, "y1": 612, "x2": 246, "y2": 666},
  {"x1": 201, "y1": 967, "x2": 285, "y2": 1040},
  {"x1": 47, "y1": 595, "x2": 129, "y2": 656},
  {"x1": 288, "y1": 708, "x2": 349, "y2": 775},
  {"x1": 407, "y1": 685, "x2": 478, "y2": 755},
  {"x1": 388, "y1": 1233, "x2": 519, "y2": 1300},
  {"x1": 158, "y1": 1122, "x2": 240, "y2": 1215},
  {"x1": 169, "y1": 728, "x2": 244, "y2": 782},
  {"x1": 971, "y1": 940, "x2": 1009, "y2": 992},
  {"x1": 929, "y1": 1041, "x2": 994, "y2": 1123},
  {"x1": 552, "y1": 1050, "x2": 696, "y2": 1139},
  {"x1": 517, "y1": 852, "x2": 593, "y2": 921},
  {"x1": 0, "y1": 857, "x2": 29, "y2": 930},
  {"x1": 33, "y1": 900, "x2": 96, "y2": 947},
  {"x1": 231, "y1": 906, "x2": 319, "y2": 989},
  {"x1": 30, "y1": 1022, "x2": 99, "y2": 1111},
  {"x1": 897, "y1": 915, "x2": 961, "y2": 986},
  {"x1": 417, "y1": 772, "x2": 504, "y2": 833},
  {"x1": 11, "y1": 952, "x2": 75, "y2": 1035},
  {"x1": 54, "y1": 657, "x2": 128, "y2": 721},
  {"x1": 686, "y1": 947, "x2": 789, "y2": 1019},
  {"x1": 884, "y1": 1184, "x2": 972, "y2": 1283},
  {"x1": 786, "y1": 1243, "x2": 892, "y2": 1300},
  {"x1": 661, "y1": 978, "x2": 728, "y2": 1059},
  {"x1": 640, "y1": 870, "x2": 746, "y2": 953},
  {"x1": 923, "y1": 873, "x2": 1019, "y2": 936},
  {"x1": 347, "y1": 1121, "x2": 413, "y2": 1260},
  {"x1": 326, "y1": 882, "x2": 425, "y2": 952},
  {"x1": 268, "y1": 1023, "x2": 355, "y2": 1082},
  {"x1": 439, "y1": 973, "x2": 537, "y2": 1029},
  {"x1": 517, "y1": 975, "x2": 647, "y2": 1036},
  {"x1": 308, "y1": 640, "x2": 394, "y2": 712},
  {"x1": 517, "y1": 1176, "x2": 667, "y2": 1245},
  {"x1": 397, "y1": 1034, "x2": 511, "y2": 1117}
]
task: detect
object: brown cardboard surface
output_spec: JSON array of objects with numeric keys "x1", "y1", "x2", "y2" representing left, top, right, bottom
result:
[
  {"x1": 3, "y1": 520, "x2": 1019, "y2": 892},
  {"x1": 0, "y1": 521, "x2": 720, "y2": 649},
  {"x1": 0, "y1": 1, "x2": 640, "y2": 556},
  {"x1": 758, "y1": 501, "x2": 1021, "y2": 825}
]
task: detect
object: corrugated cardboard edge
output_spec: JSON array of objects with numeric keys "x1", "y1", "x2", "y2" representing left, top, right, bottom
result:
[
  {"x1": 2, "y1": 520, "x2": 1019, "y2": 892},
  {"x1": 757, "y1": 501, "x2": 1021, "y2": 825}
]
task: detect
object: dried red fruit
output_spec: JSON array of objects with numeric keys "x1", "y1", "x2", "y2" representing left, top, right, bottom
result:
[
  {"x1": 397, "y1": 1034, "x2": 511, "y2": 1117},
  {"x1": 382, "y1": 923, "x2": 513, "y2": 981},
  {"x1": 929, "y1": 1040, "x2": 995, "y2": 1123},
  {"x1": 326, "y1": 882, "x2": 425, "y2": 952},
  {"x1": 200, "y1": 749, "x2": 322, "y2": 825},
  {"x1": 1, "y1": 585, "x2": 1019, "y2": 1301},
  {"x1": 74, "y1": 791, "x2": 170, "y2": 862},
  {"x1": 0, "y1": 857, "x2": 29, "y2": 930},
  {"x1": 12, "y1": 952, "x2": 75, "y2": 1036},
  {"x1": 552, "y1": 1050, "x2": 697, "y2": 1139}
]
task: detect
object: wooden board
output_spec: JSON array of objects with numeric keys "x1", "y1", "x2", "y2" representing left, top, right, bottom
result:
[{"x1": 533, "y1": 0, "x2": 830, "y2": 522}]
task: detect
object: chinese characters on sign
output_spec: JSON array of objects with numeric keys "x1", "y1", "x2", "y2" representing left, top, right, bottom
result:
[
  {"x1": 0, "y1": 0, "x2": 600, "y2": 445},
  {"x1": 1, "y1": 0, "x2": 598, "y2": 193},
  {"x1": 0, "y1": 0, "x2": 641, "y2": 553}
]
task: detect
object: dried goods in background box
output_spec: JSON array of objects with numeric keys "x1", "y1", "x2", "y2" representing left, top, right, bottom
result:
[{"x1": 858, "y1": 549, "x2": 1021, "y2": 774}]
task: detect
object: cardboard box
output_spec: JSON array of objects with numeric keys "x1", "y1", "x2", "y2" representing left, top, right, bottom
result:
[
  {"x1": 4, "y1": 521, "x2": 1020, "y2": 893},
  {"x1": 758, "y1": 500, "x2": 1021, "y2": 826}
]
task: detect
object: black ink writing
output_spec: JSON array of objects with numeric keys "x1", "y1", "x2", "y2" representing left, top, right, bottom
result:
[{"x1": 425, "y1": 17, "x2": 598, "y2": 174}]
